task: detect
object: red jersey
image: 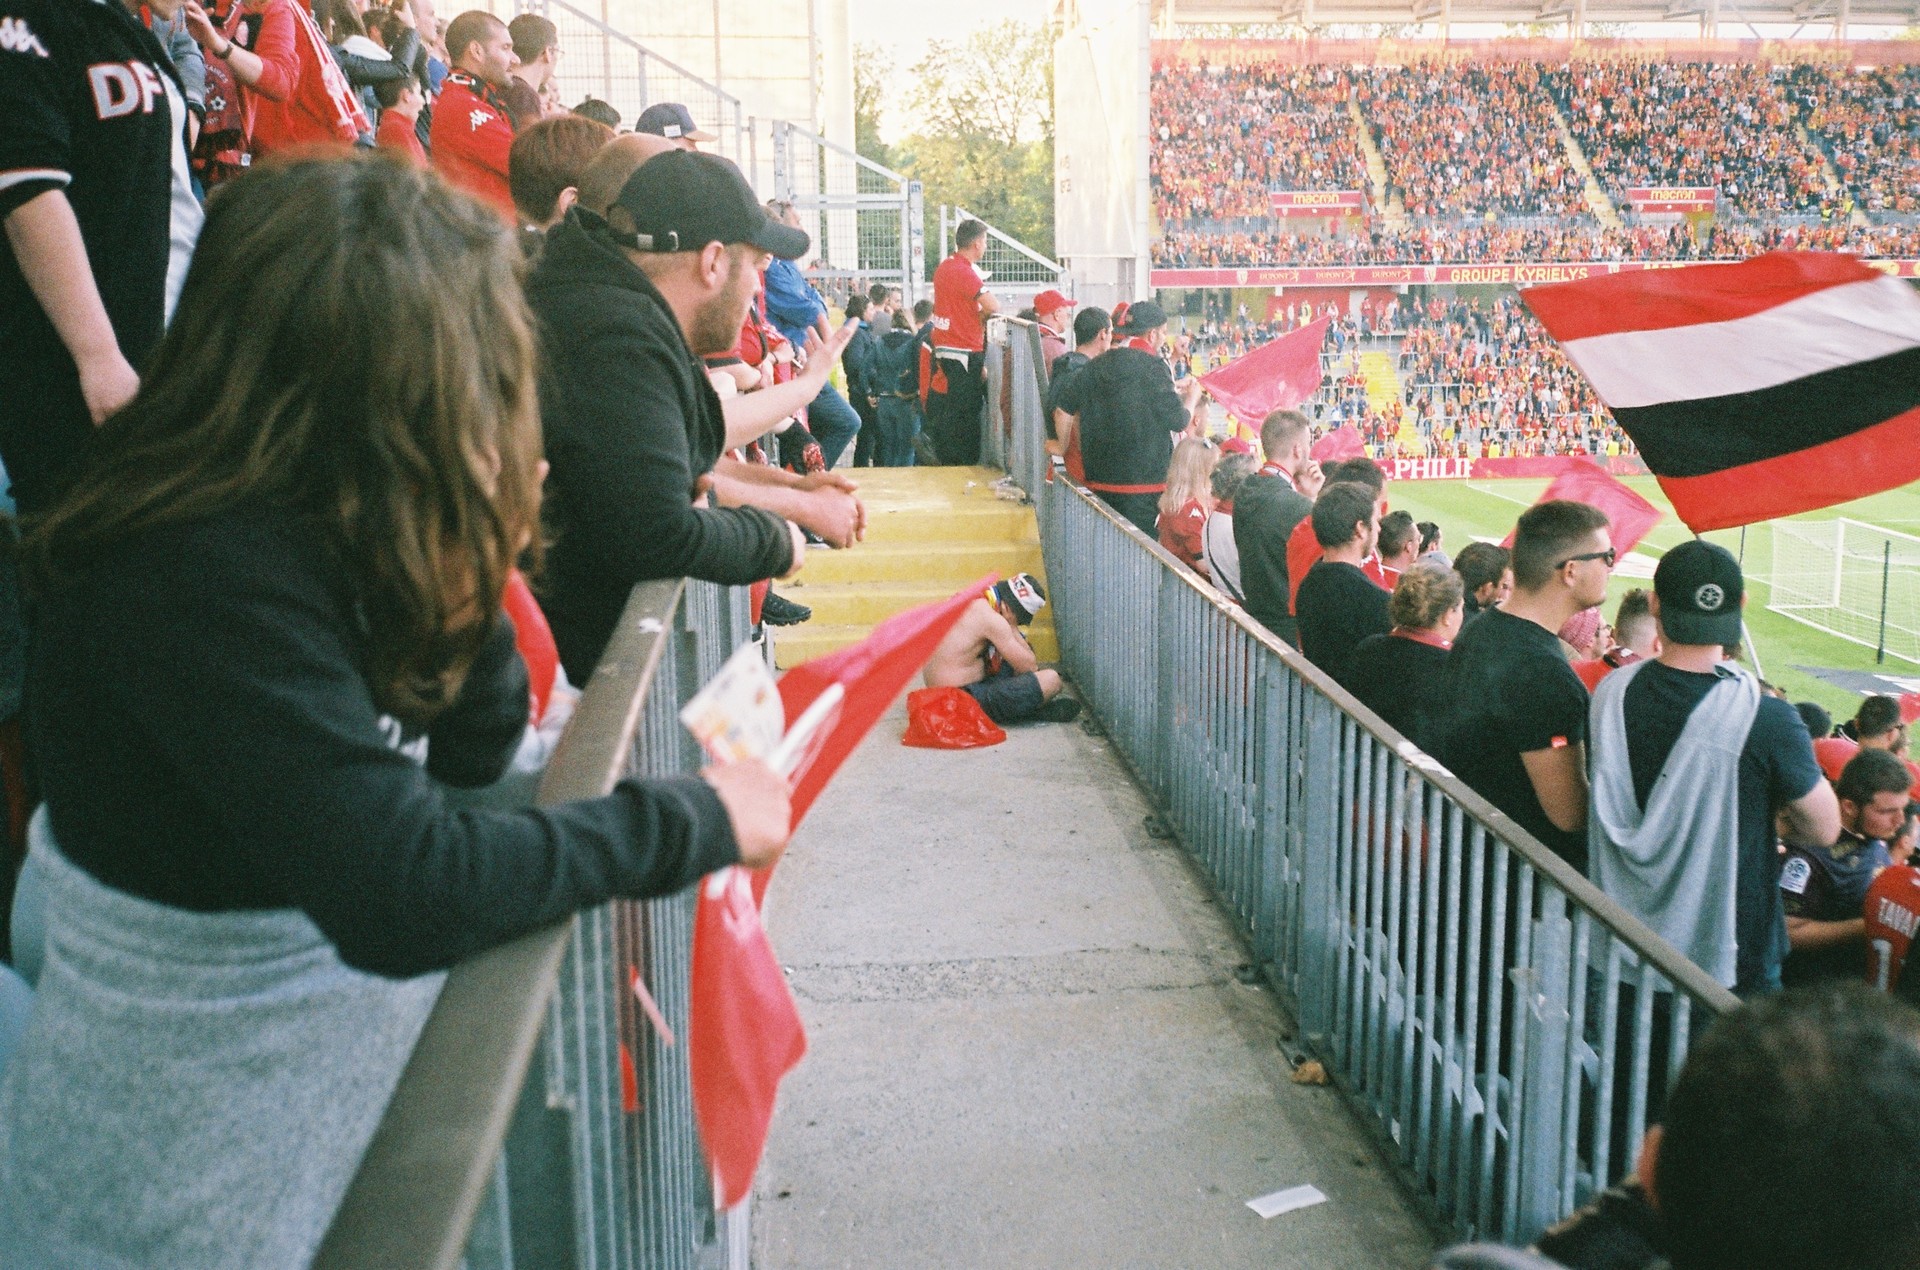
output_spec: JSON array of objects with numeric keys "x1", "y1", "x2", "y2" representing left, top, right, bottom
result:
[
  {"x1": 1866, "y1": 865, "x2": 1920, "y2": 991},
  {"x1": 431, "y1": 71, "x2": 516, "y2": 220},
  {"x1": 931, "y1": 253, "x2": 985, "y2": 352},
  {"x1": 375, "y1": 111, "x2": 426, "y2": 166},
  {"x1": 1158, "y1": 498, "x2": 1210, "y2": 577},
  {"x1": 224, "y1": 0, "x2": 366, "y2": 156}
]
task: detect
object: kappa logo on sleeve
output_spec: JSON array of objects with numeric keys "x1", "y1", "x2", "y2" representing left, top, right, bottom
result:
[
  {"x1": 1781, "y1": 855, "x2": 1813, "y2": 896},
  {"x1": 0, "y1": 16, "x2": 51, "y2": 56},
  {"x1": 468, "y1": 107, "x2": 493, "y2": 131}
]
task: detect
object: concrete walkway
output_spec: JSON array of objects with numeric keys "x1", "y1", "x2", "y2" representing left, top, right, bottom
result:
[{"x1": 754, "y1": 697, "x2": 1439, "y2": 1269}]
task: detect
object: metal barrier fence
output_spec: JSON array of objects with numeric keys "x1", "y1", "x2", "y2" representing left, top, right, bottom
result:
[
  {"x1": 989, "y1": 320, "x2": 1740, "y2": 1246},
  {"x1": 317, "y1": 580, "x2": 754, "y2": 1270},
  {"x1": 518, "y1": 0, "x2": 752, "y2": 170},
  {"x1": 773, "y1": 120, "x2": 925, "y2": 306}
]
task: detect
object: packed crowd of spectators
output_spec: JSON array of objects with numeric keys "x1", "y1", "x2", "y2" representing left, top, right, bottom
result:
[
  {"x1": 1151, "y1": 61, "x2": 1369, "y2": 225},
  {"x1": 1150, "y1": 51, "x2": 1920, "y2": 268},
  {"x1": 1359, "y1": 60, "x2": 1588, "y2": 219},
  {"x1": 1549, "y1": 60, "x2": 1829, "y2": 215},
  {"x1": 1789, "y1": 64, "x2": 1920, "y2": 217}
]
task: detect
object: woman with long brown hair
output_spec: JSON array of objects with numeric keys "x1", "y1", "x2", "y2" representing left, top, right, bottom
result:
[{"x1": 0, "y1": 153, "x2": 790, "y2": 1269}]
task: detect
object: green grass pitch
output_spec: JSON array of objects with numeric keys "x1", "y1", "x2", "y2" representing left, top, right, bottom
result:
[{"x1": 1381, "y1": 478, "x2": 1920, "y2": 719}]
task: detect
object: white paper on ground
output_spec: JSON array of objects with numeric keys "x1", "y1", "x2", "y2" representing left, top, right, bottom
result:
[{"x1": 1246, "y1": 1184, "x2": 1328, "y2": 1220}]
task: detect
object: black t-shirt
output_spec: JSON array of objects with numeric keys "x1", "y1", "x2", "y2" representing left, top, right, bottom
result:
[
  {"x1": 1621, "y1": 660, "x2": 1822, "y2": 994},
  {"x1": 27, "y1": 506, "x2": 740, "y2": 978},
  {"x1": 1051, "y1": 347, "x2": 1185, "y2": 490},
  {"x1": 1346, "y1": 633, "x2": 1451, "y2": 754},
  {"x1": 1295, "y1": 560, "x2": 1392, "y2": 690},
  {"x1": 1043, "y1": 350, "x2": 1089, "y2": 439},
  {"x1": 0, "y1": 0, "x2": 200, "y2": 512},
  {"x1": 1439, "y1": 608, "x2": 1590, "y2": 870},
  {"x1": 1781, "y1": 829, "x2": 1888, "y2": 986}
]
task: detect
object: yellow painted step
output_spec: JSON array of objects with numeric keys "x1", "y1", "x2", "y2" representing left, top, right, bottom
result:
[
  {"x1": 775, "y1": 622, "x2": 1059, "y2": 671},
  {"x1": 859, "y1": 501, "x2": 1038, "y2": 547},
  {"x1": 778, "y1": 580, "x2": 1045, "y2": 627},
  {"x1": 791, "y1": 541, "x2": 1044, "y2": 588}
]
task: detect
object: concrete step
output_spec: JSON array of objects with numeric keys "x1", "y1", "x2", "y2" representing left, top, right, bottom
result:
[
  {"x1": 779, "y1": 579, "x2": 1046, "y2": 628},
  {"x1": 774, "y1": 621, "x2": 1058, "y2": 670},
  {"x1": 859, "y1": 500, "x2": 1038, "y2": 547},
  {"x1": 792, "y1": 540, "x2": 1044, "y2": 588}
]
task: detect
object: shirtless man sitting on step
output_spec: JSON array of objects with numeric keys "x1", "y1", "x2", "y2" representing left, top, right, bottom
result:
[{"x1": 922, "y1": 574, "x2": 1081, "y2": 725}]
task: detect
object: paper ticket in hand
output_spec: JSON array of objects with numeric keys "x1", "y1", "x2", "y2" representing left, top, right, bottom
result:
[{"x1": 680, "y1": 642, "x2": 785, "y2": 764}]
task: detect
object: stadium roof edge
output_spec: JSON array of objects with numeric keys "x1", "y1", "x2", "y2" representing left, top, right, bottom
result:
[{"x1": 1156, "y1": 0, "x2": 1920, "y2": 25}]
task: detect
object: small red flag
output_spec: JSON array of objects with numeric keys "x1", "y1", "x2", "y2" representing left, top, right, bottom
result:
[
  {"x1": 1500, "y1": 458, "x2": 1663, "y2": 557},
  {"x1": 688, "y1": 580, "x2": 990, "y2": 1210},
  {"x1": 1199, "y1": 317, "x2": 1328, "y2": 425},
  {"x1": 1901, "y1": 693, "x2": 1920, "y2": 725},
  {"x1": 1310, "y1": 423, "x2": 1367, "y2": 464}
]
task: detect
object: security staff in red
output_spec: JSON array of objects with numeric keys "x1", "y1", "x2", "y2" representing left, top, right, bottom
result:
[{"x1": 925, "y1": 217, "x2": 997, "y2": 465}]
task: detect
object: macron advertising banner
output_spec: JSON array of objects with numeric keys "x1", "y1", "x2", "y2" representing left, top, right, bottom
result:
[{"x1": 1269, "y1": 190, "x2": 1367, "y2": 216}]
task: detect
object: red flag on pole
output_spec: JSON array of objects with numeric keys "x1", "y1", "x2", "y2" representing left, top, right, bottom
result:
[
  {"x1": 1499, "y1": 458, "x2": 1663, "y2": 556},
  {"x1": 1199, "y1": 317, "x2": 1329, "y2": 425},
  {"x1": 1522, "y1": 252, "x2": 1920, "y2": 532},
  {"x1": 1310, "y1": 423, "x2": 1366, "y2": 464},
  {"x1": 689, "y1": 579, "x2": 992, "y2": 1210}
]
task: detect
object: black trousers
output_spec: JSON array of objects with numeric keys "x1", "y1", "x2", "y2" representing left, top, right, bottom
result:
[
  {"x1": 926, "y1": 352, "x2": 984, "y2": 466},
  {"x1": 850, "y1": 393, "x2": 879, "y2": 467}
]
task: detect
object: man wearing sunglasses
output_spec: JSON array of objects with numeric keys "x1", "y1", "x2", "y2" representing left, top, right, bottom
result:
[{"x1": 1439, "y1": 500, "x2": 1615, "y2": 871}]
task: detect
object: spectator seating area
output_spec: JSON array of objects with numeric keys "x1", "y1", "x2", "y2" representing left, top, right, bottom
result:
[{"x1": 1150, "y1": 49, "x2": 1920, "y2": 267}]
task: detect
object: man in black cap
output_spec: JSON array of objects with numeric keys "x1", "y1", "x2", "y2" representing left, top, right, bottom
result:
[
  {"x1": 526, "y1": 136, "x2": 848, "y2": 681},
  {"x1": 1587, "y1": 538, "x2": 1837, "y2": 997},
  {"x1": 636, "y1": 102, "x2": 715, "y2": 150},
  {"x1": 1050, "y1": 299, "x2": 1205, "y2": 536}
]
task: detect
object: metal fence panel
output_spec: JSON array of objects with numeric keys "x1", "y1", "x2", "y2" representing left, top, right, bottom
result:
[
  {"x1": 772, "y1": 120, "x2": 922, "y2": 306},
  {"x1": 989, "y1": 320, "x2": 1740, "y2": 1248}
]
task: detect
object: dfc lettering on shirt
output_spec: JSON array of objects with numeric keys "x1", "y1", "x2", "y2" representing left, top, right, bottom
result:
[{"x1": 88, "y1": 61, "x2": 168, "y2": 120}]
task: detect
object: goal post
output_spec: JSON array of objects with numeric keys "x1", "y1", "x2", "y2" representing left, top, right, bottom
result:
[{"x1": 1770, "y1": 519, "x2": 1920, "y2": 665}]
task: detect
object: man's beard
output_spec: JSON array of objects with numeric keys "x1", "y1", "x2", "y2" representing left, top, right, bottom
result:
[{"x1": 690, "y1": 251, "x2": 756, "y2": 357}]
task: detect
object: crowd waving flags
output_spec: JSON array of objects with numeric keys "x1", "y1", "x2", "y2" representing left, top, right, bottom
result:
[
  {"x1": 1522, "y1": 252, "x2": 1920, "y2": 533},
  {"x1": 1197, "y1": 315, "x2": 1330, "y2": 425}
]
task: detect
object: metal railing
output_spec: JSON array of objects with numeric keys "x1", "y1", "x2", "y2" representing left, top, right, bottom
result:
[
  {"x1": 772, "y1": 120, "x2": 925, "y2": 306},
  {"x1": 988, "y1": 322, "x2": 1741, "y2": 1246},
  {"x1": 519, "y1": 0, "x2": 752, "y2": 171},
  {"x1": 316, "y1": 579, "x2": 754, "y2": 1270},
  {"x1": 938, "y1": 205, "x2": 1067, "y2": 306}
]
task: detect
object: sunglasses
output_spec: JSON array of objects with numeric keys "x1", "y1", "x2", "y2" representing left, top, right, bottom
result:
[{"x1": 1558, "y1": 548, "x2": 1617, "y2": 569}]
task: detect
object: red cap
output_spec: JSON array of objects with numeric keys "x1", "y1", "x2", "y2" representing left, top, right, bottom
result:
[{"x1": 1034, "y1": 289, "x2": 1076, "y2": 315}]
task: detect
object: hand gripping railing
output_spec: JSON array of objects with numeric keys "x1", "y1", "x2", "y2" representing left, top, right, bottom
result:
[
  {"x1": 985, "y1": 322, "x2": 1741, "y2": 1246},
  {"x1": 314, "y1": 579, "x2": 754, "y2": 1270}
]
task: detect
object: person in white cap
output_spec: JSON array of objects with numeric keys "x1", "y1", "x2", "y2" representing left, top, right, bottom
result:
[{"x1": 922, "y1": 574, "x2": 1080, "y2": 725}]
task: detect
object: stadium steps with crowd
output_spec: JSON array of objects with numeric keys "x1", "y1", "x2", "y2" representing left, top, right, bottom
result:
[
  {"x1": 1348, "y1": 100, "x2": 1408, "y2": 232},
  {"x1": 774, "y1": 466, "x2": 1055, "y2": 670},
  {"x1": 1544, "y1": 98, "x2": 1624, "y2": 230},
  {"x1": 1794, "y1": 120, "x2": 1871, "y2": 227}
]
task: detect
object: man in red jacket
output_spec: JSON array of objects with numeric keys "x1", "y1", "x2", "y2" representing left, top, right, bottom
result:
[{"x1": 431, "y1": 10, "x2": 517, "y2": 218}]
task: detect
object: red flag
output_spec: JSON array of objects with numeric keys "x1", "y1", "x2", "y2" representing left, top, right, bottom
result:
[
  {"x1": 1310, "y1": 423, "x2": 1366, "y2": 464},
  {"x1": 1522, "y1": 253, "x2": 1920, "y2": 532},
  {"x1": 1499, "y1": 458, "x2": 1663, "y2": 556},
  {"x1": 1199, "y1": 317, "x2": 1328, "y2": 425},
  {"x1": 688, "y1": 580, "x2": 990, "y2": 1209},
  {"x1": 1901, "y1": 693, "x2": 1920, "y2": 726}
]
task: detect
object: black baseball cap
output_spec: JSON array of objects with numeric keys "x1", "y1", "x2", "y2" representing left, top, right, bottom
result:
[
  {"x1": 1654, "y1": 539, "x2": 1745, "y2": 647},
  {"x1": 610, "y1": 151, "x2": 809, "y2": 259},
  {"x1": 635, "y1": 102, "x2": 717, "y2": 142},
  {"x1": 1116, "y1": 299, "x2": 1168, "y2": 335}
]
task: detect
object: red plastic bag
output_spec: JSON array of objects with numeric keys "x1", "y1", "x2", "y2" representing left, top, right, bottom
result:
[{"x1": 903, "y1": 687, "x2": 1006, "y2": 750}]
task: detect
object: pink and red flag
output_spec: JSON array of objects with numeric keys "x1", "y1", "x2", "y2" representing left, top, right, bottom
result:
[
  {"x1": 1499, "y1": 459, "x2": 1663, "y2": 557},
  {"x1": 1310, "y1": 424, "x2": 1366, "y2": 464},
  {"x1": 1199, "y1": 317, "x2": 1329, "y2": 425},
  {"x1": 690, "y1": 580, "x2": 989, "y2": 1209}
]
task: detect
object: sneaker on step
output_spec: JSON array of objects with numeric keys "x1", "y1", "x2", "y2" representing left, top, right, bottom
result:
[{"x1": 762, "y1": 592, "x2": 812, "y2": 627}]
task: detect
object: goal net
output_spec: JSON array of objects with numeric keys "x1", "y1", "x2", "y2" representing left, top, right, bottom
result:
[{"x1": 1770, "y1": 519, "x2": 1920, "y2": 666}]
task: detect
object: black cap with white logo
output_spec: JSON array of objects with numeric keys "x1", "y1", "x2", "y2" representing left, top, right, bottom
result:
[
  {"x1": 1654, "y1": 539, "x2": 1744, "y2": 647},
  {"x1": 610, "y1": 150, "x2": 809, "y2": 260}
]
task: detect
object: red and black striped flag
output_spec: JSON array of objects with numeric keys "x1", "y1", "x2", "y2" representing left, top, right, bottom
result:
[{"x1": 1523, "y1": 253, "x2": 1920, "y2": 533}]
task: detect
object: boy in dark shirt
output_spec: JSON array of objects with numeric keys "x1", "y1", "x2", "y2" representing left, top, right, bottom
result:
[
  {"x1": 1784, "y1": 747, "x2": 1912, "y2": 985},
  {"x1": 1295, "y1": 482, "x2": 1391, "y2": 691},
  {"x1": 1439, "y1": 500, "x2": 1613, "y2": 870}
]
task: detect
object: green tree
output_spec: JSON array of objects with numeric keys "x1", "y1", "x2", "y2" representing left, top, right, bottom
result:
[
  {"x1": 894, "y1": 20, "x2": 1056, "y2": 260},
  {"x1": 853, "y1": 41, "x2": 894, "y2": 171}
]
